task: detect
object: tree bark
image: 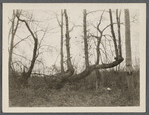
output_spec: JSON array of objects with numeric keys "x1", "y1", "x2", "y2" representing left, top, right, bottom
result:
[
  {"x1": 9, "y1": 10, "x2": 20, "y2": 74},
  {"x1": 116, "y1": 9, "x2": 122, "y2": 57},
  {"x1": 61, "y1": 9, "x2": 64, "y2": 73},
  {"x1": 83, "y1": 9, "x2": 89, "y2": 68},
  {"x1": 124, "y1": 9, "x2": 134, "y2": 104},
  {"x1": 95, "y1": 36, "x2": 102, "y2": 90},
  {"x1": 17, "y1": 15, "x2": 38, "y2": 86},
  {"x1": 109, "y1": 9, "x2": 119, "y2": 59},
  {"x1": 67, "y1": 9, "x2": 123, "y2": 83},
  {"x1": 43, "y1": 10, "x2": 75, "y2": 89},
  {"x1": 64, "y1": 9, "x2": 74, "y2": 72},
  {"x1": 68, "y1": 57, "x2": 123, "y2": 82},
  {"x1": 44, "y1": 9, "x2": 124, "y2": 89},
  {"x1": 96, "y1": 37, "x2": 102, "y2": 64}
]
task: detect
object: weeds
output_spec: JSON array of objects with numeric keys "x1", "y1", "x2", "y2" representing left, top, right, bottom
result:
[{"x1": 9, "y1": 70, "x2": 140, "y2": 107}]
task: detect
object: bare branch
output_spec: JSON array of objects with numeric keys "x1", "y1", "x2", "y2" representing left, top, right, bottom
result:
[
  {"x1": 103, "y1": 35, "x2": 114, "y2": 57},
  {"x1": 13, "y1": 35, "x2": 31, "y2": 48},
  {"x1": 97, "y1": 10, "x2": 105, "y2": 33},
  {"x1": 16, "y1": 15, "x2": 37, "y2": 41},
  {"x1": 13, "y1": 52, "x2": 31, "y2": 62},
  {"x1": 69, "y1": 23, "x2": 76, "y2": 33},
  {"x1": 90, "y1": 34, "x2": 100, "y2": 40},
  {"x1": 109, "y1": 9, "x2": 118, "y2": 59},
  {"x1": 11, "y1": 61, "x2": 29, "y2": 71},
  {"x1": 54, "y1": 12, "x2": 61, "y2": 26},
  {"x1": 87, "y1": 9, "x2": 106, "y2": 15},
  {"x1": 16, "y1": 13, "x2": 38, "y2": 82},
  {"x1": 38, "y1": 26, "x2": 49, "y2": 49}
]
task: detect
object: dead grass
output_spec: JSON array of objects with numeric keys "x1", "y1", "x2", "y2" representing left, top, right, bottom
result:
[{"x1": 9, "y1": 70, "x2": 140, "y2": 107}]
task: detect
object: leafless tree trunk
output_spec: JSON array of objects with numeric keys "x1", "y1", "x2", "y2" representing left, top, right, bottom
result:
[
  {"x1": 83, "y1": 9, "x2": 90, "y2": 68},
  {"x1": 61, "y1": 9, "x2": 64, "y2": 73},
  {"x1": 9, "y1": 10, "x2": 20, "y2": 74},
  {"x1": 116, "y1": 9, "x2": 122, "y2": 57},
  {"x1": 109, "y1": 9, "x2": 119, "y2": 59},
  {"x1": 43, "y1": 9, "x2": 75, "y2": 89},
  {"x1": 68, "y1": 9, "x2": 123, "y2": 83},
  {"x1": 94, "y1": 33, "x2": 102, "y2": 90},
  {"x1": 17, "y1": 15, "x2": 38, "y2": 86},
  {"x1": 95, "y1": 37, "x2": 101, "y2": 90},
  {"x1": 45, "y1": 9, "x2": 124, "y2": 89},
  {"x1": 124, "y1": 9, "x2": 134, "y2": 104},
  {"x1": 64, "y1": 9, "x2": 74, "y2": 72}
]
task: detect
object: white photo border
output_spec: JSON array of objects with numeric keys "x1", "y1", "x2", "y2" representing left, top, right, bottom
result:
[{"x1": 2, "y1": 3, "x2": 146, "y2": 113}]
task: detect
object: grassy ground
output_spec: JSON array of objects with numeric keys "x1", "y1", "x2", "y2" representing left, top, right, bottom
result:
[{"x1": 9, "y1": 70, "x2": 140, "y2": 107}]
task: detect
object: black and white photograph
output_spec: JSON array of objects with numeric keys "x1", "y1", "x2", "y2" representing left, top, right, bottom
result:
[{"x1": 2, "y1": 3, "x2": 146, "y2": 112}]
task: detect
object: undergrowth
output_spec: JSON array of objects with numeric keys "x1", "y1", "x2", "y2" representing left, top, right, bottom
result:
[{"x1": 9, "y1": 70, "x2": 140, "y2": 107}]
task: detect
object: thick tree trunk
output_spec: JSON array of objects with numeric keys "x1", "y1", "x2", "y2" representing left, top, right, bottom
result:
[
  {"x1": 125, "y1": 9, "x2": 134, "y2": 103},
  {"x1": 68, "y1": 58, "x2": 123, "y2": 82},
  {"x1": 61, "y1": 9, "x2": 64, "y2": 73}
]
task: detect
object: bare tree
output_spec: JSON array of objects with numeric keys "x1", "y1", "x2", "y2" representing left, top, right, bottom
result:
[
  {"x1": 9, "y1": 10, "x2": 21, "y2": 74},
  {"x1": 55, "y1": 10, "x2": 65, "y2": 73},
  {"x1": 67, "y1": 9, "x2": 123, "y2": 83},
  {"x1": 16, "y1": 14, "x2": 38, "y2": 86},
  {"x1": 61, "y1": 10, "x2": 64, "y2": 73},
  {"x1": 43, "y1": 9, "x2": 75, "y2": 89},
  {"x1": 83, "y1": 9, "x2": 90, "y2": 68},
  {"x1": 116, "y1": 9, "x2": 122, "y2": 57},
  {"x1": 124, "y1": 9, "x2": 134, "y2": 104},
  {"x1": 64, "y1": 9, "x2": 74, "y2": 72},
  {"x1": 39, "y1": 9, "x2": 124, "y2": 89},
  {"x1": 109, "y1": 9, "x2": 119, "y2": 59}
]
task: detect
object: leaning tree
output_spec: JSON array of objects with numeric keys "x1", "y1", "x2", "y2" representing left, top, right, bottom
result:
[
  {"x1": 11, "y1": 10, "x2": 50, "y2": 87},
  {"x1": 10, "y1": 9, "x2": 124, "y2": 89},
  {"x1": 43, "y1": 9, "x2": 124, "y2": 89}
]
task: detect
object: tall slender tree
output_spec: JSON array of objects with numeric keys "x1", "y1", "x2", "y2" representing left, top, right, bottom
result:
[
  {"x1": 64, "y1": 9, "x2": 74, "y2": 72},
  {"x1": 16, "y1": 14, "x2": 38, "y2": 86},
  {"x1": 124, "y1": 9, "x2": 134, "y2": 104},
  {"x1": 83, "y1": 9, "x2": 89, "y2": 68},
  {"x1": 9, "y1": 10, "x2": 21, "y2": 74},
  {"x1": 42, "y1": 9, "x2": 124, "y2": 89},
  {"x1": 60, "y1": 9, "x2": 64, "y2": 73}
]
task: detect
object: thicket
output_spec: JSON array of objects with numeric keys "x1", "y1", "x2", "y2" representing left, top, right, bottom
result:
[{"x1": 9, "y1": 69, "x2": 140, "y2": 107}]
